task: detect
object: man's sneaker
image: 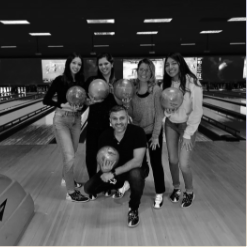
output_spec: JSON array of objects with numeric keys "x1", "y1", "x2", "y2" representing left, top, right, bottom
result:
[
  {"x1": 128, "y1": 209, "x2": 140, "y2": 228},
  {"x1": 112, "y1": 181, "x2": 130, "y2": 199},
  {"x1": 61, "y1": 179, "x2": 66, "y2": 186},
  {"x1": 66, "y1": 191, "x2": 89, "y2": 202},
  {"x1": 104, "y1": 189, "x2": 112, "y2": 197},
  {"x1": 181, "y1": 192, "x2": 195, "y2": 208},
  {"x1": 89, "y1": 194, "x2": 97, "y2": 200},
  {"x1": 153, "y1": 194, "x2": 163, "y2": 209},
  {"x1": 169, "y1": 189, "x2": 181, "y2": 203},
  {"x1": 61, "y1": 179, "x2": 83, "y2": 189},
  {"x1": 74, "y1": 181, "x2": 83, "y2": 189}
]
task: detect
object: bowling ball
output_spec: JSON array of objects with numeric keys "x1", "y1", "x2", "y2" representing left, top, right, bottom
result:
[
  {"x1": 113, "y1": 79, "x2": 135, "y2": 102},
  {"x1": 96, "y1": 146, "x2": 119, "y2": 173},
  {"x1": 66, "y1": 86, "x2": 87, "y2": 106},
  {"x1": 160, "y1": 87, "x2": 183, "y2": 109},
  {"x1": 88, "y1": 79, "x2": 109, "y2": 102}
]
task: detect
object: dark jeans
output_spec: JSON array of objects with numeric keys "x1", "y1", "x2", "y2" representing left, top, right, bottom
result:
[
  {"x1": 85, "y1": 127, "x2": 105, "y2": 178},
  {"x1": 146, "y1": 131, "x2": 166, "y2": 194},
  {"x1": 84, "y1": 165, "x2": 149, "y2": 210}
]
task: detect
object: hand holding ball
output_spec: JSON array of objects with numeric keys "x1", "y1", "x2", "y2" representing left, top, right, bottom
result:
[
  {"x1": 66, "y1": 86, "x2": 87, "y2": 107},
  {"x1": 88, "y1": 79, "x2": 109, "y2": 103},
  {"x1": 160, "y1": 87, "x2": 183, "y2": 110}
]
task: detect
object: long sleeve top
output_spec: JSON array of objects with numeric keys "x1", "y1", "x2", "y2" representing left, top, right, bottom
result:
[
  {"x1": 128, "y1": 85, "x2": 164, "y2": 139},
  {"x1": 43, "y1": 75, "x2": 84, "y2": 109},
  {"x1": 165, "y1": 74, "x2": 203, "y2": 139}
]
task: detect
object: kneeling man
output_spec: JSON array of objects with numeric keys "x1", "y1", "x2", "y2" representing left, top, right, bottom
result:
[{"x1": 84, "y1": 105, "x2": 149, "y2": 227}]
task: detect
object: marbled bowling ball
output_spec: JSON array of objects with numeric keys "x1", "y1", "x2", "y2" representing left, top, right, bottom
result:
[
  {"x1": 96, "y1": 146, "x2": 119, "y2": 173},
  {"x1": 88, "y1": 79, "x2": 109, "y2": 102},
  {"x1": 66, "y1": 86, "x2": 87, "y2": 106},
  {"x1": 160, "y1": 87, "x2": 183, "y2": 109}
]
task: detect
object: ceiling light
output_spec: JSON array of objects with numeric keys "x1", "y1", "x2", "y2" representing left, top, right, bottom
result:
[
  {"x1": 144, "y1": 18, "x2": 172, "y2": 23},
  {"x1": 149, "y1": 51, "x2": 155, "y2": 54},
  {"x1": 87, "y1": 19, "x2": 115, "y2": 24},
  {"x1": 230, "y1": 42, "x2": 245, "y2": 45},
  {"x1": 94, "y1": 32, "x2": 115, "y2": 35},
  {"x1": 94, "y1": 45, "x2": 109, "y2": 47},
  {"x1": 29, "y1": 33, "x2": 51, "y2": 36},
  {"x1": 228, "y1": 17, "x2": 246, "y2": 22},
  {"x1": 1, "y1": 46, "x2": 17, "y2": 48},
  {"x1": 140, "y1": 44, "x2": 155, "y2": 46},
  {"x1": 137, "y1": 31, "x2": 158, "y2": 35},
  {"x1": 48, "y1": 45, "x2": 64, "y2": 48},
  {"x1": 0, "y1": 20, "x2": 30, "y2": 24},
  {"x1": 200, "y1": 30, "x2": 222, "y2": 34},
  {"x1": 90, "y1": 52, "x2": 96, "y2": 55},
  {"x1": 181, "y1": 43, "x2": 196, "y2": 45}
]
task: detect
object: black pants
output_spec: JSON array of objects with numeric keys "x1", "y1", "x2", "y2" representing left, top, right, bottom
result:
[
  {"x1": 146, "y1": 130, "x2": 166, "y2": 194},
  {"x1": 85, "y1": 127, "x2": 105, "y2": 178},
  {"x1": 84, "y1": 165, "x2": 149, "y2": 210}
]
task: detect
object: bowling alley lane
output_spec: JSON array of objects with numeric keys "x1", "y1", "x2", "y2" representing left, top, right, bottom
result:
[
  {"x1": 0, "y1": 108, "x2": 89, "y2": 145},
  {"x1": 0, "y1": 102, "x2": 46, "y2": 126}
]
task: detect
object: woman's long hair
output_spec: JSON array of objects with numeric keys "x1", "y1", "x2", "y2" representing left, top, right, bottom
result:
[
  {"x1": 136, "y1": 58, "x2": 156, "y2": 93},
  {"x1": 163, "y1": 52, "x2": 200, "y2": 93},
  {"x1": 96, "y1": 53, "x2": 115, "y2": 84},
  {"x1": 62, "y1": 52, "x2": 84, "y2": 85}
]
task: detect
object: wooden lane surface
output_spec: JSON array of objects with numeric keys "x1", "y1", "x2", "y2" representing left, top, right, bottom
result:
[{"x1": 0, "y1": 141, "x2": 245, "y2": 246}]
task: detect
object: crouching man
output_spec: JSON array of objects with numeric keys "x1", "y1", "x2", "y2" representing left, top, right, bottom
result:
[{"x1": 84, "y1": 105, "x2": 149, "y2": 227}]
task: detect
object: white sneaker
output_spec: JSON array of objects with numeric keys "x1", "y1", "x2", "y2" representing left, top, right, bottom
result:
[
  {"x1": 112, "y1": 181, "x2": 130, "y2": 199},
  {"x1": 61, "y1": 179, "x2": 66, "y2": 186},
  {"x1": 153, "y1": 194, "x2": 163, "y2": 209}
]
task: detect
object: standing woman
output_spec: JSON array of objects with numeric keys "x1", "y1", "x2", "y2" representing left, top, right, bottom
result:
[
  {"x1": 43, "y1": 52, "x2": 89, "y2": 203},
  {"x1": 163, "y1": 52, "x2": 203, "y2": 208},
  {"x1": 83, "y1": 53, "x2": 118, "y2": 188},
  {"x1": 128, "y1": 58, "x2": 166, "y2": 209}
]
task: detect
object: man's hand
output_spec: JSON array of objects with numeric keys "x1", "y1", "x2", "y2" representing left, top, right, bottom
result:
[
  {"x1": 99, "y1": 159, "x2": 116, "y2": 173},
  {"x1": 100, "y1": 172, "x2": 115, "y2": 183},
  {"x1": 61, "y1": 102, "x2": 83, "y2": 111}
]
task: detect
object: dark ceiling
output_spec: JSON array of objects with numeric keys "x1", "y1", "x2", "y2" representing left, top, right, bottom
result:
[{"x1": 0, "y1": 0, "x2": 246, "y2": 58}]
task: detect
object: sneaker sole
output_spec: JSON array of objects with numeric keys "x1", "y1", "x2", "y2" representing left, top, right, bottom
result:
[
  {"x1": 181, "y1": 194, "x2": 195, "y2": 208},
  {"x1": 66, "y1": 198, "x2": 90, "y2": 203},
  {"x1": 169, "y1": 197, "x2": 180, "y2": 203},
  {"x1": 128, "y1": 219, "x2": 140, "y2": 228}
]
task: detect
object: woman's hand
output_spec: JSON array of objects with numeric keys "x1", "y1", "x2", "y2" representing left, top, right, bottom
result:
[
  {"x1": 180, "y1": 137, "x2": 193, "y2": 151},
  {"x1": 149, "y1": 137, "x2": 160, "y2": 150},
  {"x1": 86, "y1": 95, "x2": 103, "y2": 105},
  {"x1": 165, "y1": 108, "x2": 178, "y2": 114},
  {"x1": 61, "y1": 102, "x2": 83, "y2": 111},
  {"x1": 99, "y1": 159, "x2": 116, "y2": 173}
]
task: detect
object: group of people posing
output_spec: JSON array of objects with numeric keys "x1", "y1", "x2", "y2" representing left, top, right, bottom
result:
[{"x1": 43, "y1": 52, "x2": 203, "y2": 228}]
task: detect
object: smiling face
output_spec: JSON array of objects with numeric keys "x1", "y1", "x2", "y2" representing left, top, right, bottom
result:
[
  {"x1": 137, "y1": 62, "x2": 151, "y2": 83},
  {"x1": 165, "y1": 57, "x2": 180, "y2": 80},
  {"x1": 98, "y1": 57, "x2": 113, "y2": 77},
  {"x1": 110, "y1": 110, "x2": 128, "y2": 134},
  {"x1": 70, "y1": 57, "x2": 82, "y2": 76}
]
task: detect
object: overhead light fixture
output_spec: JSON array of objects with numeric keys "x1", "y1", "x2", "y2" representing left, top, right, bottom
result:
[
  {"x1": 48, "y1": 45, "x2": 64, "y2": 48},
  {"x1": 90, "y1": 51, "x2": 96, "y2": 55},
  {"x1": 181, "y1": 43, "x2": 196, "y2": 45},
  {"x1": 149, "y1": 51, "x2": 155, "y2": 54},
  {"x1": 230, "y1": 42, "x2": 245, "y2": 45},
  {"x1": 0, "y1": 20, "x2": 30, "y2": 24},
  {"x1": 94, "y1": 45, "x2": 109, "y2": 47},
  {"x1": 94, "y1": 32, "x2": 115, "y2": 35},
  {"x1": 137, "y1": 31, "x2": 158, "y2": 35},
  {"x1": 140, "y1": 44, "x2": 155, "y2": 46},
  {"x1": 87, "y1": 19, "x2": 115, "y2": 24},
  {"x1": 29, "y1": 33, "x2": 51, "y2": 36},
  {"x1": 228, "y1": 17, "x2": 246, "y2": 22},
  {"x1": 1, "y1": 46, "x2": 17, "y2": 48},
  {"x1": 200, "y1": 30, "x2": 222, "y2": 34},
  {"x1": 144, "y1": 18, "x2": 172, "y2": 23}
]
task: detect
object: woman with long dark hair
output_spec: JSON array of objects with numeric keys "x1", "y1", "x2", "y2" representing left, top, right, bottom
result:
[
  {"x1": 83, "y1": 53, "x2": 120, "y2": 199},
  {"x1": 43, "y1": 52, "x2": 89, "y2": 203},
  {"x1": 163, "y1": 52, "x2": 203, "y2": 208},
  {"x1": 128, "y1": 58, "x2": 165, "y2": 209}
]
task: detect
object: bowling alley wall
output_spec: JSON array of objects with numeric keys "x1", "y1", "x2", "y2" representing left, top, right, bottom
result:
[{"x1": 0, "y1": 56, "x2": 245, "y2": 91}]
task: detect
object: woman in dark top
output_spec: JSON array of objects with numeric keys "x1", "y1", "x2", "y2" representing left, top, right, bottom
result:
[
  {"x1": 43, "y1": 52, "x2": 89, "y2": 203},
  {"x1": 83, "y1": 53, "x2": 120, "y2": 199}
]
